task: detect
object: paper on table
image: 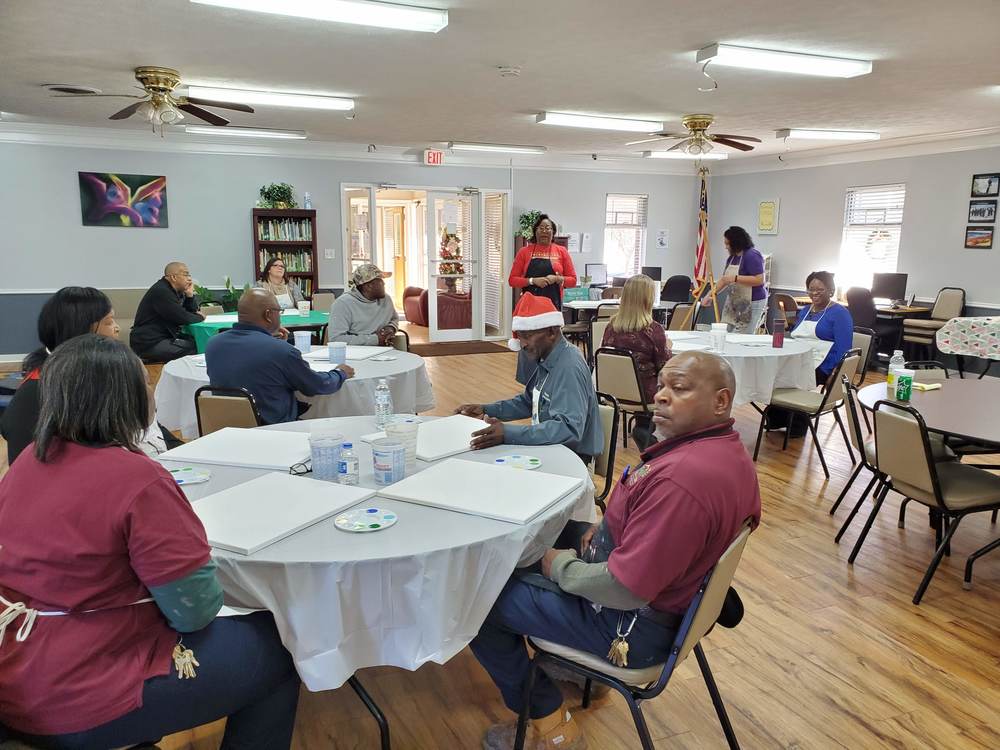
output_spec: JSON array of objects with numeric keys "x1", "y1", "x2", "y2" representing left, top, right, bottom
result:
[
  {"x1": 203, "y1": 314, "x2": 238, "y2": 323},
  {"x1": 415, "y1": 414, "x2": 486, "y2": 461},
  {"x1": 727, "y1": 334, "x2": 774, "y2": 344},
  {"x1": 188, "y1": 354, "x2": 207, "y2": 366},
  {"x1": 670, "y1": 342, "x2": 711, "y2": 352},
  {"x1": 665, "y1": 331, "x2": 699, "y2": 341},
  {"x1": 378, "y1": 458, "x2": 582, "y2": 524},
  {"x1": 304, "y1": 346, "x2": 391, "y2": 361},
  {"x1": 159, "y1": 427, "x2": 310, "y2": 470},
  {"x1": 193, "y1": 472, "x2": 375, "y2": 555}
]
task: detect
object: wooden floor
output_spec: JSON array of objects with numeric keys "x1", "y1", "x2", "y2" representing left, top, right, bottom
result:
[{"x1": 6, "y1": 351, "x2": 1000, "y2": 748}]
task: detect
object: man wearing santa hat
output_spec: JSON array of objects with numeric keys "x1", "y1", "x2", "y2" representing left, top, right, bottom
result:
[{"x1": 455, "y1": 294, "x2": 603, "y2": 465}]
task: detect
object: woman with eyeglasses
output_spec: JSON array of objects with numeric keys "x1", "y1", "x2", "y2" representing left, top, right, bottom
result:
[
  {"x1": 790, "y1": 270, "x2": 853, "y2": 386},
  {"x1": 256, "y1": 257, "x2": 305, "y2": 310}
]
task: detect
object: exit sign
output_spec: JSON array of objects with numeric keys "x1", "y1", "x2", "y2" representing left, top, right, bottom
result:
[{"x1": 424, "y1": 149, "x2": 444, "y2": 166}]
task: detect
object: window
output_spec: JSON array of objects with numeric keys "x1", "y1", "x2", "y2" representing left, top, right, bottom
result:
[
  {"x1": 838, "y1": 183, "x2": 906, "y2": 292},
  {"x1": 603, "y1": 193, "x2": 648, "y2": 276}
]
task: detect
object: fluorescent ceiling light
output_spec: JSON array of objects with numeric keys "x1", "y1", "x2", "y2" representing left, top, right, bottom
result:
[
  {"x1": 775, "y1": 128, "x2": 880, "y2": 141},
  {"x1": 697, "y1": 43, "x2": 872, "y2": 78},
  {"x1": 187, "y1": 85, "x2": 354, "y2": 111},
  {"x1": 183, "y1": 125, "x2": 307, "y2": 139},
  {"x1": 536, "y1": 112, "x2": 663, "y2": 133},
  {"x1": 642, "y1": 151, "x2": 727, "y2": 160},
  {"x1": 448, "y1": 142, "x2": 547, "y2": 154},
  {"x1": 190, "y1": 0, "x2": 448, "y2": 33}
]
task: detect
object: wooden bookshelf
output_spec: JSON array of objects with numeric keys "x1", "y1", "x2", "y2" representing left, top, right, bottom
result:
[{"x1": 252, "y1": 208, "x2": 319, "y2": 299}]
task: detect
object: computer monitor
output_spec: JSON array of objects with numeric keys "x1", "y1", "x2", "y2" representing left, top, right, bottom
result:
[
  {"x1": 585, "y1": 263, "x2": 608, "y2": 285},
  {"x1": 641, "y1": 266, "x2": 662, "y2": 281},
  {"x1": 870, "y1": 272, "x2": 908, "y2": 303},
  {"x1": 612, "y1": 276, "x2": 629, "y2": 287}
]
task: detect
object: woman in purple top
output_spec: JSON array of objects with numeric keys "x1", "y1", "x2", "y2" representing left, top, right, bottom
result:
[{"x1": 717, "y1": 226, "x2": 768, "y2": 333}]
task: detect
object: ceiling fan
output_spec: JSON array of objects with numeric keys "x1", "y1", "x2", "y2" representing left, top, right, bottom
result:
[
  {"x1": 51, "y1": 66, "x2": 254, "y2": 130},
  {"x1": 627, "y1": 114, "x2": 761, "y2": 154}
]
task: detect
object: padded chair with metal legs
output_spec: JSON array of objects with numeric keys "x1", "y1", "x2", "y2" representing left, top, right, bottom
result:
[
  {"x1": 194, "y1": 386, "x2": 264, "y2": 436},
  {"x1": 667, "y1": 301, "x2": 699, "y2": 331},
  {"x1": 392, "y1": 329, "x2": 410, "y2": 352},
  {"x1": 513, "y1": 522, "x2": 755, "y2": 750},
  {"x1": 752, "y1": 349, "x2": 862, "y2": 479},
  {"x1": 594, "y1": 347, "x2": 651, "y2": 449},
  {"x1": 592, "y1": 392, "x2": 621, "y2": 512},
  {"x1": 198, "y1": 303, "x2": 224, "y2": 316},
  {"x1": 847, "y1": 400, "x2": 1000, "y2": 604},
  {"x1": 902, "y1": 287, "x2": 965, "y2": 359}
]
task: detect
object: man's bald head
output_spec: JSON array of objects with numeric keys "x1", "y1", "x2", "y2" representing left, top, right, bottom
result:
[
  {"x1": 163, "y1": 262, "x2": 192, "y2": 292},
  {"x1": 164, "y1": 261, "x2": 186, "y2": 276},
  {"x1": 651, "y1": 351, "x2": 736, "y2": 440},
  {"x1": 238, "y1": 288, "x2": 281, "y2": 333}
]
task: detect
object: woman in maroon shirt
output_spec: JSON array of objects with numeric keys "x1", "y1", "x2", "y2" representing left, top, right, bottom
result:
[{"x1": 601, "y1": 274, "x2": 671, "y2": 448}]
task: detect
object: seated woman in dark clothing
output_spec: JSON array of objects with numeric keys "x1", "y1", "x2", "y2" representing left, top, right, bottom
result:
[{"x1": 601, "y1": 274, "x2": 672, "y2": 448}]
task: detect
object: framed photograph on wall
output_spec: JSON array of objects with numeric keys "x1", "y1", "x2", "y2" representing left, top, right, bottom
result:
[
  {"x1": 970, "y1": 173, "x2": 1000, "y2": 198},
  {"x1": 968, "y1": 199, "x2": 997, "y2": 223},
  {"x1": 757, "y1": 199, "x2": 779, "y2": 234},
  {"x1": 964, "y1": 226, "x2": 994, "y2": 249}
]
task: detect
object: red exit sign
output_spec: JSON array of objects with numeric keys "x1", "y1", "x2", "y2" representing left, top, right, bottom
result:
[{"x1": 423, "y1": 149, "x2": 444, "y2": 166}]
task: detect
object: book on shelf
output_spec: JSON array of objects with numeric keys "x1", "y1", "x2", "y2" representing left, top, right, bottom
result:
[
  {"x1": 256, "y1": 218, "x2": 313, "y2": 242},
  {"x1": 258, "y1": 249, "x2": 313, "y2": 273}
]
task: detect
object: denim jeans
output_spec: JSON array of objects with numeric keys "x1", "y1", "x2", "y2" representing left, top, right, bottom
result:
[
  {"x1": 470, "y1": 578, "x2": 676, "y2": 719},
  {"x1": 19, "y1": 611, "x2": 300, "y2": 750}
]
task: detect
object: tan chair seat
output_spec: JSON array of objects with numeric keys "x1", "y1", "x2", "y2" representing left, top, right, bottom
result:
[
  {"x1": 864, "y1": 436, "x2": 955, "y2": 464},
  {"x1": 769, "y1": 388, "x2": 836, "y2": 413},
  {"x1": 531, "y1": 637, "x2": 664, "y2": 687},
  {"x1": 892, "y1": 461, "x2": 1000, "y2": 511},
  {"x1": 903, "y1": 319, "x2": 946, "y2": 331}
]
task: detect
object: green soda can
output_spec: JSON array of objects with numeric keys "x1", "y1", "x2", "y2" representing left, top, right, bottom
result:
[{"x1": 895, "y1": 369, "x2": 914, "y2": 402}]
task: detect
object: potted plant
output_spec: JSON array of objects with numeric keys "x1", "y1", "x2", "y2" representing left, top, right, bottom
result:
[
  {"x1": 193, "y1": 282, "x2": 215, "y2": 305},
  {"x1": 518, "y1": 210, "x2": 542, "y2": 240},
  {"x1": 221, "y1": 276, "x2": 250, "y2": 312},
  {"x1": 257, "y1": 183, "x2": 298, "y2": 209}
]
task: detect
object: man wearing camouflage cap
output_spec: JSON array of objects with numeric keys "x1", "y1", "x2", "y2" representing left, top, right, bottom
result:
[{"x1": 328, "y1": 263, "x2": 399, "y2": 346}]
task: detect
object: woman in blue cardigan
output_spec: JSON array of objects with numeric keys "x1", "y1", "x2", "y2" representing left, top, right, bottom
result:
[{"x1": 791, "y1": 270, "x2": 854, "y2": 386}]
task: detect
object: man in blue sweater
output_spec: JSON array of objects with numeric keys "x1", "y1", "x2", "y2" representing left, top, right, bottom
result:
[{"x1": 206, "y1": 289, "x2": 354, "y2": 425}]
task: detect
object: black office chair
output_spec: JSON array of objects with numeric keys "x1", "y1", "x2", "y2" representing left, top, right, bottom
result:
[
  {"x1": 845, "y1": 287, "x2": 899, "y2": 361},
  {"x1": 660, "y1": 275, "x2": 693, "y2": 304}
]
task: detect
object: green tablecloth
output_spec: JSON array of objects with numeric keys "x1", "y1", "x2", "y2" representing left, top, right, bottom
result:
[{"x1": 185, "y1": 310, "x2": 330, "y2": 353}]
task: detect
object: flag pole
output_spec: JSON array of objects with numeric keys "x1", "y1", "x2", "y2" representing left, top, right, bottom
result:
[{"x1": 681, "y1": 166, "x2": 720, "y2": 329}]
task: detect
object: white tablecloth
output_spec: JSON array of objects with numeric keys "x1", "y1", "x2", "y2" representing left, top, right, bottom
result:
[
  {"x1": 677, "y1": 332, "x2": 817, "y2": 404},
  {"x1": 155, "y1": 351, "x2": 436, "y2": 439},
  {"x1": 158, "y1": 416, "x2": 594, "y2": 691}
]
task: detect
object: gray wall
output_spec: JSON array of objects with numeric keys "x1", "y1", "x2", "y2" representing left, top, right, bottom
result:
[{"x1": 712, "y1": 146, "x2": 1000, "y2": 305}]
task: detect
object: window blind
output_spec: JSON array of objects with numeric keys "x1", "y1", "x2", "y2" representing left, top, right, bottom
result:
[
  {"x1": 483, "y1": 193, "x2": 504, "y2": 330},
  {"x1": 604, "y1": 193, "x2": 648, "y2": 275},
  {"x1": 838, "y1": 184, "x2": 906, "y2": 290}
]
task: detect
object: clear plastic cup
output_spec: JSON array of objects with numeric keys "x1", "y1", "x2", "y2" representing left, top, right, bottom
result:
[{"x1": 385, "y1": 416, "x2": 419, "y2": 473}]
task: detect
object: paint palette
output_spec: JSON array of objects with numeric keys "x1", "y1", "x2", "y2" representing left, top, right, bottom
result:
[
  {"x1": 493, "y1": 454, "x2": 542, "y2": 470},
  {"x1": 334, "y1": 507, "x2": 398, "y2": 533},
  {"x1": 168, "y1": 466, "x2": 212, "y2": 485}
]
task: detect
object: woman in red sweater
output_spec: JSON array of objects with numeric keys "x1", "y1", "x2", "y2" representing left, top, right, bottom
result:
[{"x1": 509, "y1": 214, "x2": 578, "y2": 382}]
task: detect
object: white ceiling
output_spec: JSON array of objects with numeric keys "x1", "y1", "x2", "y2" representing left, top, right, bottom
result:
[{"x1": 2, "y1": 0, "x2": 999, "y2": 161}]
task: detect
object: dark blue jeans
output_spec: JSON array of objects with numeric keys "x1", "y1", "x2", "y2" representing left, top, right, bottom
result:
[
  {"x1": 19, "y1": 611, "x2": 299, "y2": 750},
  {"x1": 470, "y1": 579, "x2": 676, "y2": 720}
]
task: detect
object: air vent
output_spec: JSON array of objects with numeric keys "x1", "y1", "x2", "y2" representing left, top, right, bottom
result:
[{"x1": 43, "y1": 84, "x2": 103, "y2": 95}]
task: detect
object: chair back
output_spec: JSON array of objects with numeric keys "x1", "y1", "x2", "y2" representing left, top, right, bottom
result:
[
  {"x1": 667, "y1": 302, "x2": 697, "y2": 331},
  {"x1": 840, "y1": 377, "x2": 870, "y2": 459},
  {"x1": 199, "y1": 303, "x2": 224, "y2": 315},
  {"x1": 852, "y1": 326, "x2": 876, "y2": 385},
  {"x1": 772, "y1": 293, "x2": 800, "y2": 326},
  {"x1": 905, "y1": 360, "x2": 949, "y2": 381},
  {"x1": 846, "y1": 287, "x2": 878, "y2": 329},
  {"x1": 665, "y1": 522, "x2": 754, "y2": 683},
  {"x1": 660, "y1": 275, "x2": 692, "y2": 303},
  {"x1": 873, "y1": 400, "x2": 942, "y2": 507},
  {"x1": 311, "y1": 291, "x2": 336, "y2": 313},
  {"x1": 593, "y1": 392, "x2": 621, "y2": 510},
  {"x1": 591, "y1": 319, "x2": 610, "y2": 351},
  {"x1": 594, "y1": 347, "x2": 646, "y2": 407},
  {"x1": 596, "y1": 303, "x2": 617, "y2": 319},
  {"x1": 819, "y1": 349, "x2": 861, "y2": 409},
  {"x1": 195, "y1": 386, "x2": 264, "y2": 436},
  {"x1": 601, "y1": 287, "x2": 622, "y2": 300},
  {"x1": 931, "y1": 287, "x2": 965, "y2": 321},
  {"x1": 392, "y1": 329, "x2": 410, "y2": 352}
]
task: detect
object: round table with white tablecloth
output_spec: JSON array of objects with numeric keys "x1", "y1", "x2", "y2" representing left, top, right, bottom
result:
[
  {"x1": 668, "y1": 331, "x2": 819, "y2": 405},
  {"x1": 155, "y1": 349, "x2": 436, "y2": 439},
  {"x1": 158, "y1": 416, "x2": 594, "y2": 691}
]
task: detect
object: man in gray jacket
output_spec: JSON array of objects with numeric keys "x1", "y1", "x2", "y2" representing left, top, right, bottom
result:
[{"x1": 328, "y1": 264, "x2": 399, "y2": 346}]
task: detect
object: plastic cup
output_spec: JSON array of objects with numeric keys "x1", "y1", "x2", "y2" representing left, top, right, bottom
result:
[
  {"x1": 293, "y1": 330, "x2": 312, "y2": 355},
  {"x1": 309, "y1": 432, "x2": 343, "y2": 481},
  {"x1": 298, "y1": 301, "x2": 311, "y2": 314},
  {"x1": 710, "y1": 322, "x2": 728, "y2": 352},
  {"x1": 385, "y1": 417, "x2": 419, "y2": 473},
  {"x1": 329, "y1": 341, "x2": 347, "y2": 365},
  {"x1": 372, "y1": 438, "x2": 406, "y2": 485}
]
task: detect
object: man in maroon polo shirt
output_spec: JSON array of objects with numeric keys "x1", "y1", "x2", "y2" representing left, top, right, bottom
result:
[{"x1": 470, "y1": 351, "x2": 761, "y2": 750}]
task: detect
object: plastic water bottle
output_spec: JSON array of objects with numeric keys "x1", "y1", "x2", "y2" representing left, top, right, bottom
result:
[
  {"x1": 887, "y1": 350, "x2": 906, "y2": 391},
  {"x1": 337, "y1": 442, "x2": 359, "y2": 486},
  {"x1": 374, "y1": 379, "x2": 394, "y2": 429}
]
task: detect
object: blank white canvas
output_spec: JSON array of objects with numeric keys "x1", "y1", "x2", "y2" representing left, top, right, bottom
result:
[
  {"x1": 304, "y1": 346, "x2": 391, "y2": 361},
  {"x1": 664, "y1": 331, "x2": 699, "y2": 341},
  {"x1": 379, "y1": 458, "x2": 583, "y2": 524},
  {"x1": 159, "y1": 428, "x2": 310, "y2": 470},
  {"x1": 193, "y1": 473, "x2": 375, "y2": 555},
  {"x1": 670, "y1": 342, "x2": 710, "y2": 352},
  {"x1": 415, "y1": 414, "x2": 486, "y2": 461},
  {"x1": 203, "y1": 314, "x2": 238, "y2": 323}
]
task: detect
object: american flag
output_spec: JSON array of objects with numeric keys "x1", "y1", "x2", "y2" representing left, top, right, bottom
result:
[{"x1": 694, "y1": 171, "x2": 708, "y2": 282}]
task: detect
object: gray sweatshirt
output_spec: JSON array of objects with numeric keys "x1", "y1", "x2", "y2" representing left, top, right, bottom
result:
[{"x1": 328, "y1": 288, "x2": 399, "y2": 345}]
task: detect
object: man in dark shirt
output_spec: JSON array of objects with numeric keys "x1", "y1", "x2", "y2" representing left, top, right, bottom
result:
[
  {"x1": 130, "y1": 262, "x2": 205, "y2": 361},
  {"x1": 206, "y1": 289, "x2": 354, "y2": 425}
]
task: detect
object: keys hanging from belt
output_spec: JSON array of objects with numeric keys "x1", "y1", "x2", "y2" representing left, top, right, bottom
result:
[{"x1": 607, "y1": 611, "x2": 638, "y2": 667}]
